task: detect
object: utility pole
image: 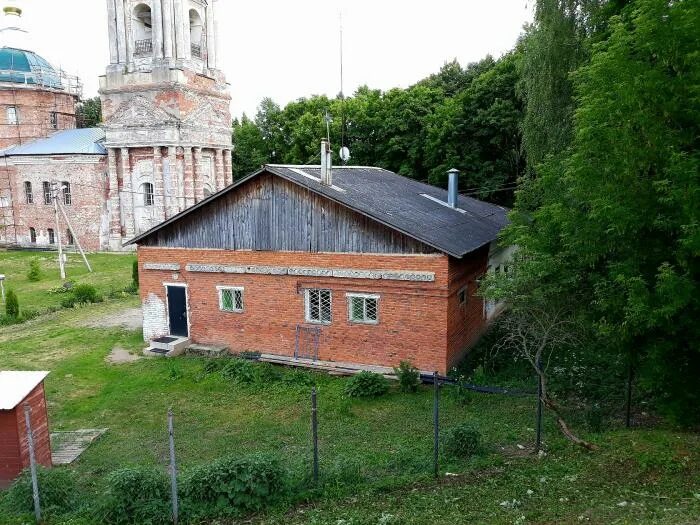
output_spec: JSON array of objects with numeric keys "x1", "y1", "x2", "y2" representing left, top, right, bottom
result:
[{"x1": 51, "y1": 182, "x2": 65, "y2": 280}]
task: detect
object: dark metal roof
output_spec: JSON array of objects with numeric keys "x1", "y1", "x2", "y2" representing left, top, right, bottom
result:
[{"x1": 127, "y1": 165, "x2": 509, "y2": 258}]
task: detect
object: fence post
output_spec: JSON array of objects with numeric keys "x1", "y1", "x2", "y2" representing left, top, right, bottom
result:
[
  {"x1": 625, "y1": 351, "x2": 634, "y2": 428},
  {"x1": 167, "y1": 408, "x2": 179, "y2": 525},
  {"x1": 535, "y1": 354, "x2": 543, "y2": 453},
  {"x1": 23, "y1": 404, "x2": 41, "y2": 524},
  {"x1": 433, "y1": 371, "x2": 440, "y2": 479},
  {"x1": 311, "y1": 387, "x2": 319, "y2": 485}
]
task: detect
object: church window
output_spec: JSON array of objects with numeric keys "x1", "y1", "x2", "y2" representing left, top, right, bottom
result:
[
  {"x1": 24, "y1": 181, "x2": 33, "y2": 204},
  {"x1": 142, "y1": 182, "x2": 154, "y2": 206},
  {"x1": 189, "y1": 9, "x2": 204, "y2": 58},
  {"x1": 133, "y1": 4, "x2": 153, "y2": 56},
  {"x1": 66, "y1": 229, "x2": 74, "y2": 245},
  {"x1": 43, "y1": 181, "x2": 52, "y2": 205},
  {"x1": 62, "y1": 182, "x2": 72, "y2": 206},
  {"x1": 48, "y1": 228, "x2": 55, "y2": 245},
  {"x1": 7, "y1": 106, "x2": 18, "y2": 125},
  {"x1": 29, "y1": 227, "x2": 36, "y2": 243}
]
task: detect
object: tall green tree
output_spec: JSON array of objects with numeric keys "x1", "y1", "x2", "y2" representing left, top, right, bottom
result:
[
  {"x1": 76, "y1": 97, "x2": 102, "y2": 128},
  {"x1": 500, "y1": 0, "x2": 700, "y2": 423},
  {"x1": 426, "y1": 50, "x2": 525, "y2": 205}
]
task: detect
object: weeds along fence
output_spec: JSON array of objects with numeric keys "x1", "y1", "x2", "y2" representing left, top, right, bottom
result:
[{"x1": 5, "y1": 365, "x2": 542, "y2": 525}]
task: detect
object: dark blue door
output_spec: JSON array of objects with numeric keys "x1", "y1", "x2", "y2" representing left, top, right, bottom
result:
[{"x1": 167, "y1": 286, "x2": 188, "y2": 337}]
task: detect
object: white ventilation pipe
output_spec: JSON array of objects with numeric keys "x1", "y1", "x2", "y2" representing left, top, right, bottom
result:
[{"x1": 321, "y1": 139, "x2": 332, "y2": 186}]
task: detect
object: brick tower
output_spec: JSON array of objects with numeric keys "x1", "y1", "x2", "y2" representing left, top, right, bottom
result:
[{"x1": 100, "y1": 0, "x2": 232, "y2": 250}]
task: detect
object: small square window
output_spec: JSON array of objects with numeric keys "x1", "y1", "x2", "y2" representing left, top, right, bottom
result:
[
  {"x1": 458, "y1": 286, "x2": 468, "y2": 306},
  {"x1": 306, "y1": 289, "x2": 332, "y2": 324},
  {"x1": 347, "y1": 294, "x2": 379, "y2": 324},
  {"x1": 218, "y1": 286, "x2": 243, "y2": 313}
]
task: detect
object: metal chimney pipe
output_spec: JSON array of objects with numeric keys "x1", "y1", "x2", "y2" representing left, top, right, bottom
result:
[
  {"x1": 447, "y1": 168, "x2": 459, "y2": 207},
  {"x1": 321, "y1": 139, "x2": 332, "y2": 186}
]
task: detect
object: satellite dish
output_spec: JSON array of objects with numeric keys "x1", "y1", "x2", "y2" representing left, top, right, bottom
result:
[{"x1": 339, "y1": 146, "x2": 351, "y2": 163}]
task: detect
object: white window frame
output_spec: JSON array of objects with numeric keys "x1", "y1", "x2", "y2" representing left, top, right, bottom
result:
[
  {"x1": 217, "y1": 285, "x2": 244, "y2": 313},
  {"x1": 346, "y1": 293, "x2": 380, "y2": 325},
  {"x1": 7, "y1": 106, "x2": 18, "y2": 125},
  {"x1": 305, "y1": 289, "x2": 332, "y2": 325}
]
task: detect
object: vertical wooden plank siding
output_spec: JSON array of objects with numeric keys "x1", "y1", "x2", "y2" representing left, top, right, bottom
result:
[{"x1": 144, "y1": 174, "x2": 436, "y2": 255}]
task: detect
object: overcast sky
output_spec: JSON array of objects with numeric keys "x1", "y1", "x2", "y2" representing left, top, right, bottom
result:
[{"x1": 21, "y1": 0, "x2": 532, "y2": 118}]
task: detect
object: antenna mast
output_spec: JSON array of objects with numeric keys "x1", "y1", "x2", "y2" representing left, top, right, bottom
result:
[{"x1": 339, "y1": 11, "x2": 350, "y2": 165}]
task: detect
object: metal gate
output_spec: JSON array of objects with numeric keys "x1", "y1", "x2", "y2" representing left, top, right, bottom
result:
[{"x1": 295, "y1": 325, "x2": 321, "y2": 360}]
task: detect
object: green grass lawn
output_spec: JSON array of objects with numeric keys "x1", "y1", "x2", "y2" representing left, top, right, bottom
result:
[
  {"x1": 0, "y1": 249, "x2": 136, "y2": 314},
  {"x1": 0, "y1": 297, "x2": 698, "y2": 524}
]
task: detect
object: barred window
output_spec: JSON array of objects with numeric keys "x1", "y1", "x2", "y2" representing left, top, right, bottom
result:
[
  {"x1": 305, "y1": 289, "x2": 332, "y2": 324},
  {"x1": 347, "y1": 293, "x2": 379, "y2": 324},
  {"x1": 50, "y1": 111, "x2": 58, "y2": 130},
  {"x1": 218, "y1": 286, "x2": 243, "y2": 313}
]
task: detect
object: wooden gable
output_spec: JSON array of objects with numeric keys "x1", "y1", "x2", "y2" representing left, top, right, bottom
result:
[{"x1": 141, "y1": 172, "x2": 437, "y2": 254}]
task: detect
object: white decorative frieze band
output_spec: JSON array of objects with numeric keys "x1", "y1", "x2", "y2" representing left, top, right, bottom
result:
[
  {"x1": 144, "y1": 263, "x2": 181, "y2": 271},
  {"x1": 185, "y1": 263, "x2": 435, "y2": 283}
]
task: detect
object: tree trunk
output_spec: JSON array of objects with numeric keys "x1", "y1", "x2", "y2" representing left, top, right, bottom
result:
[{"x1": 536, "y1": 366, "x2": 598, "y2": 451}]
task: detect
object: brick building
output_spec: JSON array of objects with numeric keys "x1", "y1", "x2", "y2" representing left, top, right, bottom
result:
[
  {"x1": 0, "y1": 371, "x2": 52, "y2": 488},
  {"x1": 0, "y1": 0, "x2": 232, "y2": 251},
  {"x1": 129, "y1": 158, "x2": 510, "y2": 374}
]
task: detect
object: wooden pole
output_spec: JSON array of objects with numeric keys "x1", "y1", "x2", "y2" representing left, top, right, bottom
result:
[
  {"x1": 535, "y1": 354, "x2": 543, "y2": 452},
  {"x1": 51, "y1": 183, "x2": 65, "y2": 280},
  {"x1": 625, "y1": 352, "x2": 634, "y2": 428},
  {"x1": 167, "y1": 409, "x2": 179, "y2": 525},
  {"x1": 23, "y1": 404, "x2": 41, "y2": 524},
  {"x1": 311, "y1": 387, "x2": 319, "y2": 485},
  {"x1": 433, "y1": 371, "x2": 440, "y2": 478},
  {"x1": 56, "y1": 199, "x2": 92, "y2": 273}
]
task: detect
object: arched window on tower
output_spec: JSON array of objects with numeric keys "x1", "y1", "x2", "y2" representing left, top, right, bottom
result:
[
  {"x1": 141, "y1": 182, "x2": 154, "y2": 207},
  {"x1": 189, "y1": 9, "x2": 204, "y2": 59},
  {"x1": 133, "y1": 3, "x2": 153, "y2": 56}
]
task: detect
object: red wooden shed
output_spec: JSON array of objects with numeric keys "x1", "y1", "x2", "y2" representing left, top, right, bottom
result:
[{"x1": 0, "y1": 371, "x2": 52, "y2": 488}]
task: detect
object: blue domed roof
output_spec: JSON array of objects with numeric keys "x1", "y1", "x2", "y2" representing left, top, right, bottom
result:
[{"x1": 0, "y1": 47, "x2": 62, "y2": 89}]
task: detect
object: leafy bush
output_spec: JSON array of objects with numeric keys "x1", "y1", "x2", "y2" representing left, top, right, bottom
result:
[
  {"x1": 61, "y1": 284, "x2": 102, "y2": 308},
  {"x1": 344, "y1": 371, "x2": 389, "y2": 398},
  {"x1": 394, "y1": 361, "x2": 420, "y2": 393},
  {"x1": 442, "y1": 422, "x2": 482, "y2": 459},
  {"x1": 5, "y1": 289, "x2": 19, "y2": 318},
  {"x1": 27, "y1": 259, "x2": 42, "y2": 282},
  {"x1": 202, "y1": 359, "x2": 226, "y2": 375},
  {"x1": 132, "y1": 261, "x2": 139, "y2": 290},
  {"x1": 2, "y1": 467, "x2": 76, "y2": 516},
  {"x1": 221, "y1": 358, "x2": 258, "y2": 384},
  {"x1": 101, "y1": 467, "x2": 171, "y2": 525},
  {"x1": 181, "y1": 454, "x2": 285, "y2": 518},
  {"x1": 280, "y1": 369, "x2": 316, "y2": 388}
]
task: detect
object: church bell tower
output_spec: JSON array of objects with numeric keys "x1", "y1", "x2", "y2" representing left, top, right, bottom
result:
[{"x1": 100, "y1": 0, "x2": 232, "y2": 250}]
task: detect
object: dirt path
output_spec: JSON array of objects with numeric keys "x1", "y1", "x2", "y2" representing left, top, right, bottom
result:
[{"x1": 81, "y1": 306, "x2": 143, "y2": 331}]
